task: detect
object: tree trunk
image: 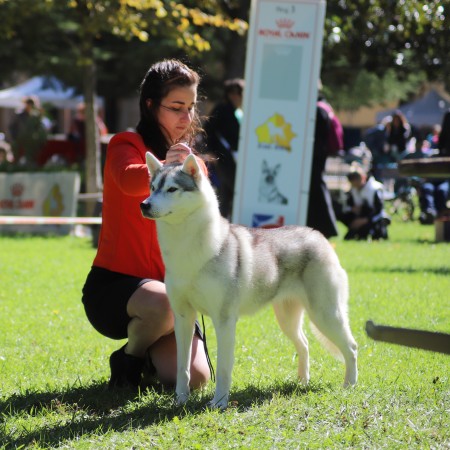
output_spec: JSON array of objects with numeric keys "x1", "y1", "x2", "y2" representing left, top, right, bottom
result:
[
  {"x1": 223, "y1": 0, "x2": 250, "y2": 79},
  {"x1": 82, "y1": 63, "x2": 102, "y2": 215}
]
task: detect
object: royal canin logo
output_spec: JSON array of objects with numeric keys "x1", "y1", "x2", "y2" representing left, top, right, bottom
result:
[
  {"x1": 1, "y1": 182, "x2": 34, "y2": 209},
  {"x1": 276, "y1": 19, "x2": 294, "y2": 29},
  {"x1": 258, "y1": 19, "x2": 310, "y2": 39},
  {"x1": 11, "y1": 183, "x2": 24, "y2": 197}
]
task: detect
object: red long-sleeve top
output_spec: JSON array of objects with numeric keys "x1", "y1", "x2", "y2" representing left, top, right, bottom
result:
[
  {"x1": 93, "y1": 131, "x2": 207, "y2": 281},
  {"x1": 92, "y1": 132, "x2": 165, "y2": 279}
]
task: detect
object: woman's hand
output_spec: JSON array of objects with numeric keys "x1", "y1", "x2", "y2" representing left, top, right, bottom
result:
[{"x1": 165, "y1": 142, "x2": 192, "y2": 164}]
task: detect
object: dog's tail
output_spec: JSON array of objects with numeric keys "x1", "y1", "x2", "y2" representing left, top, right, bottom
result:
[{"x1": 309, "y1": 322, "x2": 345, "y2": 363}]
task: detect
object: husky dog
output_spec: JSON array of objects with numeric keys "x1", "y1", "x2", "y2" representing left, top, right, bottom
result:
[
  {"x1": 259, "y1": 160, "x2": 288, "y2": 204},
  {"x1": 141, "y1": 153, "x2": 358, "y2": 410}
]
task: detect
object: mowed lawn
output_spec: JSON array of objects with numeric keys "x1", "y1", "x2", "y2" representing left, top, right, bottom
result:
[{"x1": 0, "y1": 218, "x2": 449, "y2": 449}]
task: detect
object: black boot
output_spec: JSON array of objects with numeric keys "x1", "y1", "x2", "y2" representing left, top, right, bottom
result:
[
  {"x1": 141, "y1": 347, "x2": 158, "y2": 389},
  {"x1": 108, "y1": 345, "x2": 144, "y2": 390}
]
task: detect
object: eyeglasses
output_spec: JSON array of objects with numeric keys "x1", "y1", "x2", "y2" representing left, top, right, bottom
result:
[{"x1": 160, "y1": 104, "x2": 195, "y2": 116}]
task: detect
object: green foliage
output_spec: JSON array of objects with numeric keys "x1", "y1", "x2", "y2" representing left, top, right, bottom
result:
[
  {"x1": 323, "y1": 1, "x2": 450, "y2": 103},
  {"x1": 2, "y1": 1, "x2": 449, "y2": 110},
  {"x1": 324, "y1": 68, "x2": 427, "y2": 111},
  {"x1": 0, "y1": 220, "x2": 449, "y2": 448},
  {"x1": 0, "y1": 0, "x2": 249, "y2": 196},
  {"x1": 1, "y1": 0, "x2": 449, "y2": 95},
  {"x1": 0, "y1": 0, "x2": 248, "y2": 87}
]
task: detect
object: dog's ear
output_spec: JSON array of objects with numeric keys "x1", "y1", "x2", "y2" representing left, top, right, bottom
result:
[
  {"x1": 146, "y1": 152, "x2": 163, "y2": 177},
  {"x1": 182, "y1": 154, "x2": 202, "y2": 181}
]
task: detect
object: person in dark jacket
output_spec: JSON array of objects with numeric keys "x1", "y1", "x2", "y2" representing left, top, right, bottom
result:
[
  {"x1": 306, "y1": 101, "x2": 341, "y2": 238},
  {"x1": 205, "y1": 78, "x2": 244, "y2": 218},
  {"x1": 417, "y1": 110, "x2": 450, "y2": 223},
  {"x1": 386, "y1": 111, "x2": 411, "y2": 160},
  {"x1": 9, "y1": 96, "x2": 48, "y2": 167},
  {"x1": 438, "y1": 109, "x2": 450, "y2": 156}
]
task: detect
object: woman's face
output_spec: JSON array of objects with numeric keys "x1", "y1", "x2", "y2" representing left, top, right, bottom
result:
[
  {"x1": 392, "y1": 116, "x2": 401, "y2": 127},
  {"x1": 155, "y1": 85, "x2": 197, "y2": 144}
]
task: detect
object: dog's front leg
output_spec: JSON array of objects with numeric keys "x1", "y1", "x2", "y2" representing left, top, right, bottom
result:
[
  {"x1": 173, "y1": 308, "x2": 196, "y2": 406},
  {"x1": 209, "y1": 316, "x2": 237, "y2": 410}
]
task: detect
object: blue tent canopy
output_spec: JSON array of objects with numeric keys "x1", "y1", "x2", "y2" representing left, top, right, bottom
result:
[{"x1": 376, "y1": 89, "x2": 450, "y2": 128}]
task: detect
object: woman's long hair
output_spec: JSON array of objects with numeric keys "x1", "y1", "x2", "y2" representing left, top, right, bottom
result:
[{"x1": 136, "y1": 59, "x2": 202, "y2": 160}]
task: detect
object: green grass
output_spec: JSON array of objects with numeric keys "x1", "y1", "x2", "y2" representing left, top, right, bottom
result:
[{"x1": 0, "y1": 219, "x2": 449, "y2": 449}]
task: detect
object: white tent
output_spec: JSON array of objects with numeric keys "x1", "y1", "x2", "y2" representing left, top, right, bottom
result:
[{"x1": 0, "y1": 76, "x2": 102, "y2": 109}]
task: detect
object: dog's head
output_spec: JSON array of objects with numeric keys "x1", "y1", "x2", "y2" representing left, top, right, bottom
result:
[
  {"x1": 140, "y1": 152, "x2": 207, "y2": 224},
  {"x1": 261, "y1": 160, "x2": 281, "y2": 184}
]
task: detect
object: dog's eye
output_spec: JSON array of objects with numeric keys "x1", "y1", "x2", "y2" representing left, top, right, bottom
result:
[{"x1": 167, "y1": 187, "x2": 178, "y2": 193}]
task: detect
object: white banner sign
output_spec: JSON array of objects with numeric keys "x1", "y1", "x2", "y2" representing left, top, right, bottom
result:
[
  {"x1": 0, "y1": 171, "x2": 80, "y2": 234},
  {"x1": 232, "y1": 0, "x2": 326, "y2": 227}
]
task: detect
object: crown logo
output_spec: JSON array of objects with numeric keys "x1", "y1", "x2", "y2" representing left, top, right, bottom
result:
[
  {"x1": 276, "y1": 18, "x2": 294, "y2": 29},
  {"x1": 11, "y1": 183, "x2": 24, "y2": 197}
]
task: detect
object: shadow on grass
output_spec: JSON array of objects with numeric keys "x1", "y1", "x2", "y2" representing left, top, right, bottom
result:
[
  {"x1": 353, "y1": 266, "x2": 450, "y2": 276},
  {"x1": 0, "y1": 379, "x2": 321, "y2": 448}
]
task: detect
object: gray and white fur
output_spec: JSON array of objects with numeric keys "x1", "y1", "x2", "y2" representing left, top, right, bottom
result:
[{"x1": 141, "y1": 153, "x2": 358, "y2": 410}]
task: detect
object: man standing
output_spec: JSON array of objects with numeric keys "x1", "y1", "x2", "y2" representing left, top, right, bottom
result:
[
  {"x1": 9, "y1": 96, "x2": 48, "y2": 168},
  {"x1": 205, "y1": 78, "x2": 244, "y2": 219}
]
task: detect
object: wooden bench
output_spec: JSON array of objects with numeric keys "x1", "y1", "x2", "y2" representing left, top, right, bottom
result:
[{"x1": 398, "y1": 157, "x2": 450, "y2": 178}]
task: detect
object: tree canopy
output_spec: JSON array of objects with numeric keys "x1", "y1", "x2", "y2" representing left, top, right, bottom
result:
[
  {"x1": 0, "y1": 0, "x2": 248, "y2": 194},
  {"x1": 1, "y1": 0, "x2": 449, "y2": 191},
  {"x1": 321, "y1": 0, "x2": 450, "y2": 109},
  {"x1": 2, "y1": 1, "x2": 448, "y2": 111}
]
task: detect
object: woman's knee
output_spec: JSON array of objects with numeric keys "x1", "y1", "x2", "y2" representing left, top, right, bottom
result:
[{"x1": 127, "y1": 281, "x2": 174, "y2": 326}]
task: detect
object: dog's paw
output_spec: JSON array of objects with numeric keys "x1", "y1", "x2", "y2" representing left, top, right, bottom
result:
[
  {"x1": 343, "y1": 377, "x2": 357, "y2": 388},
  {"x1": 298, "y1": 375, "x2": 310, "y2": 386},
  {"x1": 176, "y1": 392, "x2": 189, "y2": 406},
  {"x1": 207, "y1": 394, "x2": 229, "y2": 411}
]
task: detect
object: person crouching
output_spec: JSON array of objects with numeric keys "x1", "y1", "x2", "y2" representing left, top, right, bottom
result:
[{"x1": 341, "y1": 164, "x2": 391, "y2": 240}]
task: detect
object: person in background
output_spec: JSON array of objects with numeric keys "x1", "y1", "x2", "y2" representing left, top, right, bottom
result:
[
  {"x1": 417, "y1": 110, "x2": 450, "y2": 224},
  {"x1": 363, "y1": 116, "x2": 391, "y2": 179},
  {"x1": 69, "y1": 102, "x2": 108, "y2": 163},
  {"x1": 204, "y1": 78, "x2": 244, "y2": 219},
  {"x1": 81, "y1": 59, "x2": 211, "y2": 390},
  {"x1": 306, "y1": 98, "x2": 343, "y2": 238},
  {"x1": 0, "y1": 133, "x2": 13, "y2": 170},
  {"x1": 426, "y1": 124, "x2": 441, "y2": 152},
  {"x1": 9, "y1": 95, "x2": 48, "y2": 167},
  {"x1": 386, "y1": 110, "x2": 411, "y2": 160},
  {"x1": 438, "y1": 109, "x2": 450, "y2": 156},
  {"x1": 340, "y1": 163, "x2": 391, "y2": 240},
  {"x1": 363, "y1": 118, "x2": 389, "y2": 161},
  {"x1": 418, "y1": 178, "x2": 449, "y2": 224}
]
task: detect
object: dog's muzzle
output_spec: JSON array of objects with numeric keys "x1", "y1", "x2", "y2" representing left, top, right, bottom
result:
[{"x1": 140, "y1": 199, "x2": 152, "y2": 218}]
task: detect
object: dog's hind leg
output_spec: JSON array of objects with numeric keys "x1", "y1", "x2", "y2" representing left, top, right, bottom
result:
[
  {"x1": 273, "y1": 300, "x2": 309, "y2": 384},
  {"x1": 309, "y1": 314, "x2": 358, "y2": 387},
  {"x1": 304, "y1": 272, "x2": 358, "y2": 387}
]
